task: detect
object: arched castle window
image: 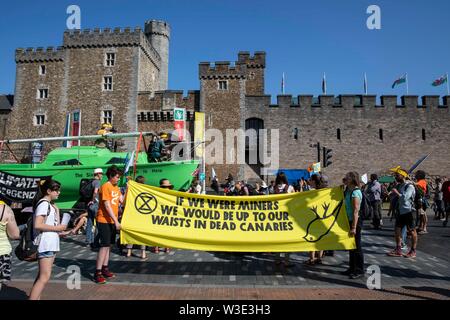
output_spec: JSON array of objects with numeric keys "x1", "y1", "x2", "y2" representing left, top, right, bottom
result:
[
  {"x1": 422, "y1": 129, "x2": 426, "y2": 141},
  {"x1": 245, "y1": 118, "x2": 264, "y2": 165},
  {"x1": 337, "y1": 128, "x2": 341, "y2": 141},
  {"x1": 379, "y1": 129, "x2": 383, "y2": 141}
]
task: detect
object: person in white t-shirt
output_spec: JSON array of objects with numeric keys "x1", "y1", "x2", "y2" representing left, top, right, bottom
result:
[
  {"x1": 29, "y1": 179, "x2": 68, "y2": 300},
  {"x1": 273, "y1": 172, "x2": 296, "y2": 267}
]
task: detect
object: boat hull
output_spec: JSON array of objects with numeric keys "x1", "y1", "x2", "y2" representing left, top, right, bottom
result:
[{"x1": 0, "y1": 160, "x2": 199, "y2": 210}]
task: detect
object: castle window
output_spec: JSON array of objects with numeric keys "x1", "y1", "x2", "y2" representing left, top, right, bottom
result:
[
  {"x1": 35, "y1": 114, "x2": 45, "y2": 126},
  {"x1": 337, "y1": 128, "x2": 341, "y2": 141},
  {"x1": 39, "y1": 65, "x2": 46, "y2": 75},
  {"x1": 137, "y1": 114, "x2": 142, "y2": 121},
  {"x1": 218, "y1": 80, "x2": 228, "y2": 91},
  {"x1": 154, "y1": 112, "x2": 159, "y2": 121},
  {"x1": 37, "y1": 89, "x2": 48, "y2": 99},
  {"x1": 249, "y1": 72, "x2": 255, "y2": 80},
  {"x1": 422, "y1": 129, "x2": 426, "y2": 141},
  {"x1": 168, "y1": 112, "x2": 173, "y2": 121},
  {"x1": 148, "y1": 112, "x2": 153, "y2": 121},
  {"x1": 103, "y1": 76, "x2": 113, "y2": 91},
  {"x1": 102, "y1": 110, "x2": 113, "y2": 124},
  {"x1": 105, "y1": 53, "x2": 116, "y2": 67},
  {"x1": 379, "y1": 129, "x2": 383, "y2": 141},
  {"x1": 142, "y1": 112, "x2": 148, "y2": 122},
  {"x1": 293, "y1": 128, "x2": 298, "y2": 140}
]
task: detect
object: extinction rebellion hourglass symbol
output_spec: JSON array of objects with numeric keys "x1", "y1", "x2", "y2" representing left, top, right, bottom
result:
[{"x1": 135, "y1": 193, "x2": 158, "y2": 215}]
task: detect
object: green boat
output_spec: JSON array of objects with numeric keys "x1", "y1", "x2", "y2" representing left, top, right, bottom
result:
[{"x1": 0, "y1": 132, "x2": 200, "y2": 210}]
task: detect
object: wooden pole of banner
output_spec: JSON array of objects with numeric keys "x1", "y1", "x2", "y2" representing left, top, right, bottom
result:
[
  {"x1": 5, "y1": 143, "x2": 20, "y2": 163},
  {"x1": 132, "y1": 133, "x2": 143, "y2": 179}
]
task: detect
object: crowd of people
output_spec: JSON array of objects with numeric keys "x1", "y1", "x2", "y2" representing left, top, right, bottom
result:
[{"x1": 0, "y1": 164, "x2": 449, "y2": 298}]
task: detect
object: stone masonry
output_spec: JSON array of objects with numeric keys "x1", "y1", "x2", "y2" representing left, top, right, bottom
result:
[{"x1": 2, "y1": 19, "x2": 450, "y2": 185}]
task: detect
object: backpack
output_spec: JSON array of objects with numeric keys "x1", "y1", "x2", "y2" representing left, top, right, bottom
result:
[
  {"x1": 79, "y1": 179, "x2": 95, "y2": 201},
  {"x1": 351, "y1": 188, "x2": 372, "y2": 220},
  {"x1": 412, "y1": 183, "x2": 430, "y2": 210},
  {"x1": 15, "y1": 199, "x2": 50, "y2": 262}
]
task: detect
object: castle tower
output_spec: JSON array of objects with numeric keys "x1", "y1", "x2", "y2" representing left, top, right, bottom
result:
[{"x1": 145, "y1": 20, "x2": 170, "y2": 91}]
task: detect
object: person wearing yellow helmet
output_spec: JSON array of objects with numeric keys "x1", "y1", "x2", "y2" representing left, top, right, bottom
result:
[
  {"x1": 96, "y1": 123, "x2": 115, "y2": 150},
  {"x1": 149, "y1": 132, "x2": 169, "y2": 162},
  {"x1": 387, "y1": 166, "x2": 418, "y2": 259}
]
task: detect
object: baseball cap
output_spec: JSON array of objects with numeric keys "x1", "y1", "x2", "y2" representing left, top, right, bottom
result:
[{"x1": 94, "y1": 168, "x2": 103, "y2": 174}]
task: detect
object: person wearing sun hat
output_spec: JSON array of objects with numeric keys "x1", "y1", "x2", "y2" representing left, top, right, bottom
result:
[{"x1": 387, "y1": 166, "x2": 418, "y2": 259}]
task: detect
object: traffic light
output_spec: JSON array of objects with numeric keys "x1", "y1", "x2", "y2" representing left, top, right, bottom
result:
[{"x1": 323, "y1": 147, "x2": 333, "y2": 167}]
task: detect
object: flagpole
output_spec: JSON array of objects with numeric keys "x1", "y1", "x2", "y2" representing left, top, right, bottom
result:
[
  {"x1": 364, "y1": 72, "x2": 368, "y2": 95},
  {"x1": 447, "y1": 72, "x2": 449, "y2": 95},
  {"x1": 406, "y1": 73, "x2": 409, "y2": 95}
]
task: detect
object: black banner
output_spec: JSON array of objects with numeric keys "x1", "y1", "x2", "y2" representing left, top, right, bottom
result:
[{"x1": 0, "y1": 171, "x2": 51, "y2": 204}]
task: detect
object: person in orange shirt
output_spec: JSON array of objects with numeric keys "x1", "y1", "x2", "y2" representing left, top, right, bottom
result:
[
  {"x1": 94, "y1": 166, "x2": 123, "y2": 284},
  {"x1": 415, "y1": 170, "x2": 429, "y2": 234}
]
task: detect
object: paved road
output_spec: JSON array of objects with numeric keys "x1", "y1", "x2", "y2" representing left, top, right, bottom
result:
[{"x1": 2, "y1": 211, "x2": 449, "y2": 300}]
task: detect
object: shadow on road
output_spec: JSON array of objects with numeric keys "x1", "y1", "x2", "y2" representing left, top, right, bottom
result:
[{"x1": 0, "y1": 285, "x2": 28, "y2": 300}]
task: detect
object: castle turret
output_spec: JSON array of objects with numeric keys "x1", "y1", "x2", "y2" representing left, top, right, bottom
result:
[{"x1": 145, "y1": 20, "x2": 170, "y2": 91}]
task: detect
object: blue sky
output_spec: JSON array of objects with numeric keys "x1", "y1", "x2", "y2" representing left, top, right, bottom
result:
[{"x1": 1, "y1": 0, "x2": 449, "y2": 102}]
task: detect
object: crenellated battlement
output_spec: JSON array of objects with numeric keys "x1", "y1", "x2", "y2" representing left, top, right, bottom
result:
[
  {"x1": 63, "y1": 27, "x2": 161, "y2": 66},
  {"x1": 139, "y1": 90, "x2": 200, "y2": 104},
  {"x1": 246, "y1": 94, "x2": 450, "y2": 110},
  {"x1": 199, "y1": 61, "x2": 246, "y2": 79},
  {"x1": 199, "y1": 52, "x2": 266, "y2": 79},
  {"x1": 237, "y1": 51, "x2": 266, "y2": 68},
  {"x1": 15, "y1": 46, "x2": 65, "y2": 63}
]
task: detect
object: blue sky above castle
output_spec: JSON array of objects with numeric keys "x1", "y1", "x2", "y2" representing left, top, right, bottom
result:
[{"x1": 1, "y1": 0, "x2": 449, "y2": 101}]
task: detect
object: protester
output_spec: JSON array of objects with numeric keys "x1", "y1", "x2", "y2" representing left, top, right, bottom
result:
[
  {"x1": 274, "y1": 172, "x2": 295, "y2": 267},
  {"x1": 153, "y1": 179, "x2": 173, "y2": 254},
  {"x1": 305, "y1": 174, "x2": 326, "y2": 265},
  {"x1": 0, "y1": 198, "x2": 20, "y2": 291},
  {"x1": 29, "y1": 179, "x2": 68, "y2": 299},
  {"x1": 222, "y1": 174, "x2": 235, "y2": 196},
  {"x1": 256, "y1": 181, "x2": 269, "y2": 195},
  {"x1": 341, "y1": 172, "x2": 365, "y2": 279},
  {"x1": 442, "y1": 176, "x2": 450, "y2": 227},
  {"x1": 415, "y1": 170, "x2": 429, "y2": 234},
  {"x1": 124, "y1": 176, "x2": 147, "y2": 259},
  {"x1": 94, "y1": 166, "x2": 123, "y2": 284},
  {"x1": 188, "y1": 179, "x2": 202, "y2": 194},
  {"x1": 433, "y1": 177, "x2": 445, "y2": 220},
  {"x1": 367, "y1": 174, "x2": 382, "y2": 230},
  {"x1": 60, "y1": 212, "x2": 88, "y2": 236},
  {"x1": 387, "y1": 167, "x2": 418, "y2": 258},
  {"x1": 149, "y1": 132, "x2": 170, "y2": 162},
  {"x1": 268, "y1": 181, "x2": 275, "y2": 194},
  {"x1": 211, "y1": 176, "x2": 220, "y2": 194},
  {"x1": 95, "y1": 123, "x2": 114, "y2": 150},
  {"x1": 86, "y1": 168, "x2": 103, "y2": 248},
  {"x1": 234, "y1": 181, "x2": 249, "y2": 196}
]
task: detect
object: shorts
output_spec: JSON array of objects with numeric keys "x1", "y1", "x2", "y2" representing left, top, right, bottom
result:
[
  {"x1": 97, "y1": 222, "x2": 117, "y2": 247},
  {"x1": 0, "y1": 254, "x2": 11, "y2": 283},
  {"x1": 38, "y1": 251, "x2": 57, "y2": 259},
  {"x1": 395, "y1": 212, "x2": 415, "y2": 230}
]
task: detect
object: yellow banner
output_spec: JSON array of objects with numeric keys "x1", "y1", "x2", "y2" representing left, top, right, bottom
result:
[
  {"x1": 194, "y1": 112, "x2": 205, "y2": 158},
  {"x1": 121, "y1": 181, "x2": 356, "y2": 252}
]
